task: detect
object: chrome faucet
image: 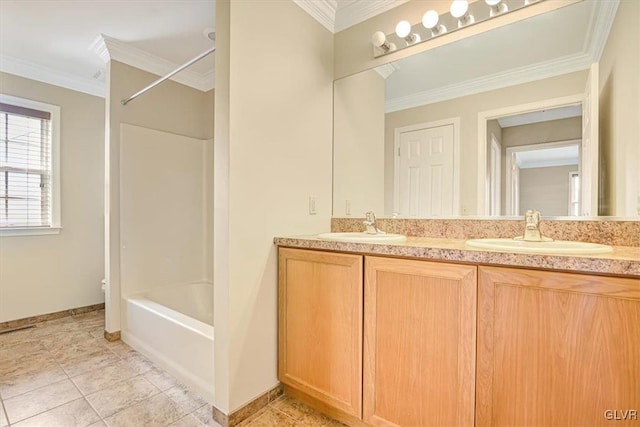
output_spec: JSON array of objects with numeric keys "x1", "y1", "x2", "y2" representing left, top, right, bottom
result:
[
  {"x1": 363, "y1": 211, "x2": 385, "y2": 235},
  {"x1": 520, "y1": 209, "x2": 552, "y2": 242}
]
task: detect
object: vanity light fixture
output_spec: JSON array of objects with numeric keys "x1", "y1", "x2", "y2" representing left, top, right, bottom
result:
[
  {"x1": 371, "y1": 31, "x2": 397, "y2": 53},
  {"x1": 485, "y1": 0, "x2": 508, "y2": 16},
  {"x1": 422, "y1": 10, "x2": 447, "y2": 37},
  {"x1": 450, "y1": 0, "x2": 475, "y2": 28},
  {"x1": 371, "y1": 0, "x2": 545, "y2": 58},
  {"x1": 396, "y1": 20, "x2": 421, "y2": 45}
]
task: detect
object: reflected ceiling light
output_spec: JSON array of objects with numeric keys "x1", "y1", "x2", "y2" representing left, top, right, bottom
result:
[
  {"x1": 486, "y1": 0, "x2": 508, "y2": 16},
  {"x1": 422, "y1": 10, "x2": 447, "y2": 36},
  {"x1": 450, "y1": 0, "x2": 475, "y2": 27},
  {"x1": 524, "y1": 0, "x2": 539, "y2": 4},
  {"x1": 395, "y1": 20, "x2": 421, "y2": 45},
  {"x1": 371, "y1": 31, "x2": 397, "y2": 53}
]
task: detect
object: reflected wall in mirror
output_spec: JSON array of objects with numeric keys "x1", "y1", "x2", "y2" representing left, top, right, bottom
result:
[{"x1": 332, "y1": 0, "x2": 639, "y2": 218}]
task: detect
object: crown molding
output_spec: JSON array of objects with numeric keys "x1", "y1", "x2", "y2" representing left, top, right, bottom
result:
[
  {"x1": 0, "y1": 54, "x2": 105, "y2": 98},
  {"x1": 293, "y1": 0, "x2": 337, "y2": 33},
  {"x1": 295, "y1": 0, "x2": 407, "y2": 33},
  {"x1": 385, "y1": 52, "x2": 593, "y2": 113},
  {"x1": 91, "y1": 34, "x2": 214, "y2": 92},
  {"x1": 586, "y1": 0, "x2": 619, "y2": 62},
  {"x1": 335, "y1": 0, "x2": 410, "y2": 33}
]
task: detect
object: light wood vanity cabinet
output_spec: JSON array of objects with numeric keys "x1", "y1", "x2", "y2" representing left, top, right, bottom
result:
[
  {"x1": 363, "y1": 257, "x2": 477, "y2": 427},
  {"x1": 476, "y1": 266, "x2": 640, "y2": 427},
  {"x1": 278, "y1": 248, "x2": 364, "y2": 417},
  {"x1": 279, "y1": 247, "x2": 640, "y2": 427}
]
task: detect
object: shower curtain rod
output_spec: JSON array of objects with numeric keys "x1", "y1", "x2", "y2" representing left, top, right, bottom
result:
[{"x1": 121, "y1": 46, "x2": 216, "y2": 106}]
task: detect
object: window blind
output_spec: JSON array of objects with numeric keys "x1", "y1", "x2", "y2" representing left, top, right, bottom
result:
[{"x1": 0, "y1": 102, "x2": 53, "y2": 228}]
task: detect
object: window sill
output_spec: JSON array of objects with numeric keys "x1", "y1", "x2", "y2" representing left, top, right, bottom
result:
[{"x1": 0, "y1": 226, "x2": 62, "y2": 237}]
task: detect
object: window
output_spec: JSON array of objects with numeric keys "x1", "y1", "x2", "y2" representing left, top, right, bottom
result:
[{"x1": 0, "y1": 95, "x2": 60, "y2": 235}]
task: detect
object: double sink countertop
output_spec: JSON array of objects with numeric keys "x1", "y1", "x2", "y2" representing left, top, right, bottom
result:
[{"x1": 274, "y1": 235, "x2": 640, "y2": 277}]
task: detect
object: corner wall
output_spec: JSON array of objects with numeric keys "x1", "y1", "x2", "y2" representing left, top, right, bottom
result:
[
  {"x1": 214, "y1": 0, "x2": 334, "y2": 413},
  {"x1": 0, "y1": 72, "x2": 105, "y2": 322}
]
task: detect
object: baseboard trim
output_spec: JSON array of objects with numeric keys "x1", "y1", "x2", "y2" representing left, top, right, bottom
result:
[
  {"x1": 212, "y1": 383, "x2": 284, "y2": 427},
  {"x1": 104, "y1": 330, "x2": 121, "y2": 342},
  {"x1": 0, "y1": 303, "x2": 105, "y2": 332}
]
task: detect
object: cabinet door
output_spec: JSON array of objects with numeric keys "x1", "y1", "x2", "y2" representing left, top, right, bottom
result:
[
  {"x1": 363, "y1": 257, "x2": 477, "y2": 427},
  {"x1": 477, "y1": 267, "x2": 640, "y2": 427},
  {"x1": 278, "y1": 248, "x2": 363, "y2": 417}
]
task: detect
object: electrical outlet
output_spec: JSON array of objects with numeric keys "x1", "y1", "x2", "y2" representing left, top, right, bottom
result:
[
  {"x1": 345, "y1": 200, "x2": 352, "y2": 215},
  {"x1": 309, "y1": 196, "x2": 317, "y2": 215}
]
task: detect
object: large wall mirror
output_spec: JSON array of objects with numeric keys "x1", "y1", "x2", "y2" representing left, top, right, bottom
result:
[{"x1": 333, "y1": 0, "x2": 639, "y2": 219}]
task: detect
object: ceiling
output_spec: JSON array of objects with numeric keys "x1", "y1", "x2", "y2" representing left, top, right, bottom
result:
[
  {"x1": 497, "y1": 105, "x2": 582, "y2": 128},
  {"x1": 0, "y1": 0, "x2": 402, "y2": 98}
]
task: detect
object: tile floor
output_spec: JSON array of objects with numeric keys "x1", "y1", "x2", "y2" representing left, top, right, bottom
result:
[
  {"x1": 236, "y1": 396, "x2": 346, "y2": 427},
  {"x1": 0, "y1": 310, "x2": 217, "y2": 427},
  {"x1": 0, "y1": 310, "x2": 344, "y2": 427}
]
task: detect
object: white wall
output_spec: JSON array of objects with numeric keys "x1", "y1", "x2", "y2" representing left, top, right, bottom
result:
[
  {"x1": 214, "y1": 0, "x2": 334, "y2": 413},
  {"x1": 0, "y1": 72, "x2": 105, "y2": 322},
  {"x1": 333, "y1": 69, "x2": 385, "y2": 217},
  {"x1": 519, "y1": 165, "x2": 578, "y2": 216},
  {"x1": 599, "y1": 0, "x2": 640, "y2": 216},
  {"x1": 119, "y1": 124, "x2": 211, "y2": 297}
]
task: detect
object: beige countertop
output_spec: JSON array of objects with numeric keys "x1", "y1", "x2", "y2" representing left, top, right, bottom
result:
[{"x1": 274, "y1": 235, "x2": 640, "y2": 277}]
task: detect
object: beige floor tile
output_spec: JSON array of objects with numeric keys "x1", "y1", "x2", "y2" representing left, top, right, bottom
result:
[
  {"x1": 60, "y1": 348, "x2": 121, "y2": 377},
  {"x1": 192, "y1": 405, "x2": 222, "y2": 427},
  {"x1": 12, "y1": 397, "x2": 100, "y2": 427},
  {"x1": 71, "y1": 359, "x2": 151, "y2": 395},
  {"x1": 269, "y1": 396, "x2": 316, "y2": 420},
  {"x1": 87, "y1": 326, "x2": 107, "y2": 340},
  {"x1": 42, "y1": 330, "x2": 101, "y2": 353},
  {"x1": 103, "y1": 393, "x2": 187, "y2": 427},
  {"x1": 120, "y1": 353, "x2": 154, "y2": 373},
  {"x1": 244, "y1": 407, "x2": 297, "y2": 427},
  {"x1": 73, "y1": 317, "x2": 105, "y2": 331},
  {"x1": 0, "y1": 349, "x2": 53, "y2": 377},
  {"x1": 86, "y1": 421, "x2": 107, "y2": 427},
  {"x1": 3, "y1": 379, "x2": 82, "y2": 424},
  {"x1": 0, "y1": 361, "x2": 68, "y2": 399},
  {"x1": 103, "y1": 340, "x2": 138, "y2": 359},
  {"x1": 0, "y1": 340, "x2": 46, "y2": 360},
  {"x1": 168, "y1": 413, "x2": 206, "y2": 427},
  {"x1": 86, "y1": 375, "x2": 160, "y2": 418},
  {"x1": 143, "y1": 366, "x2": 181, "y2": 391},
  {"x1": 0, "y1": 402, "x2": 8, "y2": 427},
  {"x1": 165, "y1": 384, "x2": 208, "y2": 413}
]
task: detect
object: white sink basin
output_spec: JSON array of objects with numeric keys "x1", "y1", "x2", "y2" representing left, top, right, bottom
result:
[
  {"x1": 465, "y1": 238, "x2": 613, "y2": 254},
  {"x1": 317, "y1": 232, "x2": 407, "y2": 243}
]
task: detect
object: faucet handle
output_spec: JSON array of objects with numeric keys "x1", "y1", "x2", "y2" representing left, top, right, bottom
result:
[{"x1": 364, "y1": 211, "x2": 376, "y2": 223}]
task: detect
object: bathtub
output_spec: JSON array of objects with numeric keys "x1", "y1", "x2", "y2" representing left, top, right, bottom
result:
[{"x1": 122, "y1": 282, "x2": 214, "y2": 403}]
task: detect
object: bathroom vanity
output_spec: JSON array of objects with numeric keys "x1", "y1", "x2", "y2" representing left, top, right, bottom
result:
[{"x1": 275, "y1": 236, "x2": 640, "y2": 427}]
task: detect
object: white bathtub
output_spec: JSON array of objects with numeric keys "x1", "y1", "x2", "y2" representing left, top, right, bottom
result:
[{"x1": 122, "y1": 282, "x2": 214, "y2": 403}]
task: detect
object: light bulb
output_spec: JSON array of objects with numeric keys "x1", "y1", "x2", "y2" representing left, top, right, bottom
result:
[
  {"x1": 450, "y1": 0, "x2": 469, "y2": 18},
  {"x1": 422, "y1": 10, "x2": 447, "y2": 36},
  {"x1": 395, "y1": 20, "x2": 411, "y2": 38},
  {"x1": 371, "y1": 31, "x2": 387, "y2": 48},
  {"x1": 486, "y1": 0, "x2": 508, "y2": 16},
  {"x1": 422, "y1": 10, "x2": 439, "y2": 29}
]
